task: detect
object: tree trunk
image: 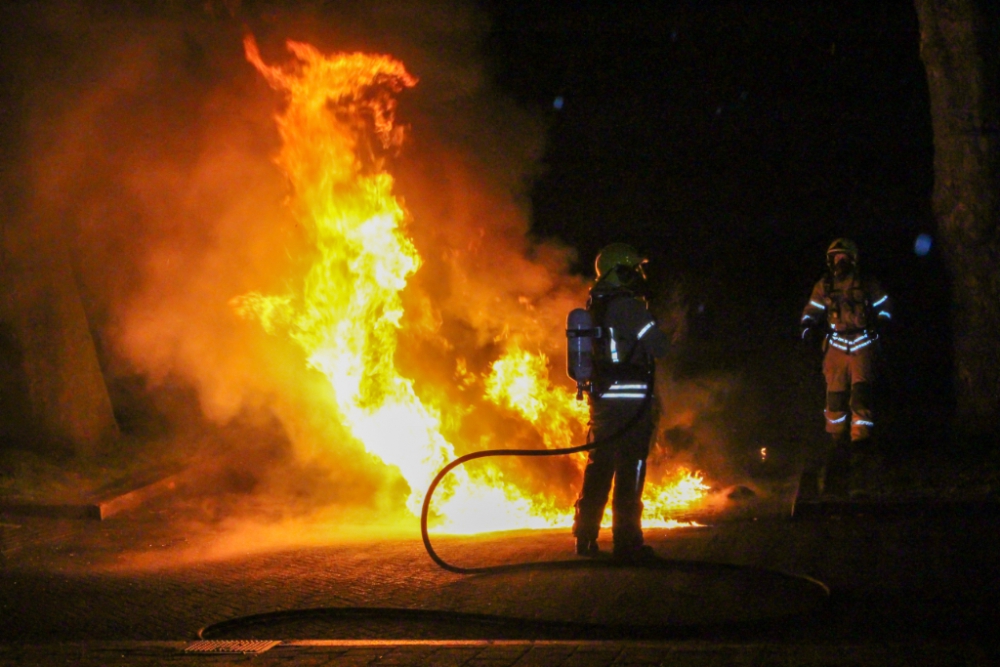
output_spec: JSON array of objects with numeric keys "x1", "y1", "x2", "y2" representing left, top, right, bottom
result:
[
  {"x1": 0, "y1": 209, "x2": 120, "y2": 457},
  {"x1": 914, "y1": 0, "x2": 1000, "y2": 437}
]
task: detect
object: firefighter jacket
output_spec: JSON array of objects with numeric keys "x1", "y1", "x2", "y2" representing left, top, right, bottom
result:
[
  {"x1": 587, "y1": 284, "x2": 669, "y2": 401},
  {"x1": 801, "y1": 271, "x2": 892, "y2": 353}
]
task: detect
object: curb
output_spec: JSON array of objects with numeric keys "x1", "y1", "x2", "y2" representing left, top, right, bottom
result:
[
  {"x1": 0, "y1": 472, "x2": 186, "y2": 521},
  {"x1": 0, "y1": 502, "x2": 101, "y2": 520},
  {"x1": 94, "y1": 472, "x2": 185, "y2": 519}
]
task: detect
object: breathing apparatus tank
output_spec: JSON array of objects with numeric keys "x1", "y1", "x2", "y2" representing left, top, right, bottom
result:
[{"x1": 566, "y1": 308, "x2": 601, "y2": 400}]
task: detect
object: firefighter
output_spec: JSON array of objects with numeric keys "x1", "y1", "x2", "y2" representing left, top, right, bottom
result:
[
  {"x1": 572, "y1": 243, "x2": 669, "y2": 562},
  {"x1": 799, "y1": 238, "x2": 892, "y2": 497}
]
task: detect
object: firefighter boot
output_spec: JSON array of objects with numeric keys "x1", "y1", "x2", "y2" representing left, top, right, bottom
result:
[
  {"x1": 797, "y1": 438, "x2": 833, "y2": 502},
  {"x1": 823, "y1": 435, "x2": 852, "y2": 498},
  {"x1": 575, "y1": 537, "x2": 600, "y2": 557},
  {"x1": 848, "y1": 439, "x2": 882, "y2": 500},
  {"x1": 797, "y1": 465, "x2": 826, "y2": 502},
  {"x1": 611, "y1": 459, "x2": 653, "y2": 563}
]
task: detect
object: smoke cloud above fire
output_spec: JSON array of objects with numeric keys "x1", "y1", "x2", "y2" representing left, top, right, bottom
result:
[{"x1": 2, "y1": 0, "x2": 745, "y2": 547}]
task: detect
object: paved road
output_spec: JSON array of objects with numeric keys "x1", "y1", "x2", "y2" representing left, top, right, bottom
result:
[
  {"x1": 1, "y1": 639, "x2": 992, "y2": 666},
  {"x1": 2, "y1": 491, "x2": 998, "y2": 665}
]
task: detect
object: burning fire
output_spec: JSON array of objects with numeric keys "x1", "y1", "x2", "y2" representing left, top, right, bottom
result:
[{"x1": 232, "y1": 36, "x2": 707, "y2": 534}]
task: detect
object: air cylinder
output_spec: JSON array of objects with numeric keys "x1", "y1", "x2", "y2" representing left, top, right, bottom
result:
[{"x1": 566, "y1": 308, "x2": 596, "y2": 385}]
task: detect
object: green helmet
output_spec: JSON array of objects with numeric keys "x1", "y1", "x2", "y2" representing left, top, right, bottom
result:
[{"x1": 595, "y1": 243, "x2": 647, "y2": 287}]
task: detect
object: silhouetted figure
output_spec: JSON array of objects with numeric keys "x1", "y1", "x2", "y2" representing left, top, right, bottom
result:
[
  {"x1": 799, "y1": 238, "x2": 892, "y2": 499},
  {"x1": 570, "y1": 243, "x2": 669, "y2": 562}
]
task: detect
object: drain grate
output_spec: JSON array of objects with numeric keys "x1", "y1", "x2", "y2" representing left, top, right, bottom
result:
[{"x1": 185, "y1": 640, "x2": 281, "y2": 654}]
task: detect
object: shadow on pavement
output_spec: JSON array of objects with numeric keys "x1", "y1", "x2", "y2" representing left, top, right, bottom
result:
[{"x1": 198, "y1": 558, "x2": 829, "y2": 640}]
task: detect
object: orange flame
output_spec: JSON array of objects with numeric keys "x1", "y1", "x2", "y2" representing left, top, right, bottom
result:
[
  {"x1": 233, "y1": 35, "x2": 707, "y2": 534},
  {"x1": 484, "y1": 344, "x2": 590, "y2": 449}
]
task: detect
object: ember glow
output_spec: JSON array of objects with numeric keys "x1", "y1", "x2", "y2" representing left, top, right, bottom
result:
[{"x1": 233, "y1": 36, "x2": 707, "y2": 534}]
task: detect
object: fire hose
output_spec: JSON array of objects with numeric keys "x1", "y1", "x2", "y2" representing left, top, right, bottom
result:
[
  {"x1": 420, "y1": 387, "x2": 653, "y2": 574},
  {"x1": 197, "y1": 386, "x2": 834, "y2": 640}
]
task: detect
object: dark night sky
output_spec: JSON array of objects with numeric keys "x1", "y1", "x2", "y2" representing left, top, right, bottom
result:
[
  {"x1": 482, "y1": 0, "x2": 952, "y2": 438},
  {"x1": 484, "y1": 1, "x2": 935, "y2": 267}
]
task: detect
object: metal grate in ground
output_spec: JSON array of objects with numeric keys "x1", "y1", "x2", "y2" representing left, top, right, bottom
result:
[{"x1": 184, "y1": 639, "x2": 281, "y2": 654}]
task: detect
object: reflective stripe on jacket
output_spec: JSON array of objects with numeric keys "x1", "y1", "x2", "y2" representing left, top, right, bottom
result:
[
  {"x1": 588, "y1": 285, "x2": 668, "y2": 395},
  {"x1": 597, "y1": 381, "x2": 651, "y2": 400},
  {"x1": 801, "y1": 273, "x2": 892, "y2": 333}
]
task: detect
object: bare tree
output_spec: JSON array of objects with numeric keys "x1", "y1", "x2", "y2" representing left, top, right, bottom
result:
[{"x1": 914, "y1": 0, "x2": 1000, "y2": 436}]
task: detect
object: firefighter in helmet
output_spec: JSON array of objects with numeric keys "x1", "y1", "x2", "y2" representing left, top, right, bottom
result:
[
  {"x1": 572, "y1": 243, "x2": 669, "y2": 562},
  {"x1": 799, "y1": 238, "x2": 892, "y2": 497}
]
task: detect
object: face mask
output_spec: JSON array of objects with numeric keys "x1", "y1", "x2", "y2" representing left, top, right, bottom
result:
[
  {"x1": 833, "y1": 257, "x2": 853, "y2": 276},
  {"x1": 615, "y1": 265, "x2": 638, "y2": 286}
]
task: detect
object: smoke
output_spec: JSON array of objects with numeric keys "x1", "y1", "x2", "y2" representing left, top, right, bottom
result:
[
  {"x1": 0, "y1": 0, "x2": 565, "y2": 524},
  {"x1": 2, "y1": 0, "x2": 749, "y2": 549}
]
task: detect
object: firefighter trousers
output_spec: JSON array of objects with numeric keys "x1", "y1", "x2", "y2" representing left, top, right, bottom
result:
[
  {"x1": 822, "y1": 341, "x2": 878, "y2": 442},
  {"x1": 573, "y1": 400, "x2": 655, "y2": 553}
]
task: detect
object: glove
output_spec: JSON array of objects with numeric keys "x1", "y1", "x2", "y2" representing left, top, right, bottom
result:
[
  {"x1": 800, "y1": 325, "x2": 821, "y2": 348},
  {"x1": 874, "y1": 316, "x2": 891, "y2": 339}
]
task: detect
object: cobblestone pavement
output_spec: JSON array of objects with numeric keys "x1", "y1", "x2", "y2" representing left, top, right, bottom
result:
[
  {"x1": 0, "y1": 639, "x2": 993, "y2": 666},
  {"x1": 2, "y1": 491, "x2": 999, "y2": 665}
]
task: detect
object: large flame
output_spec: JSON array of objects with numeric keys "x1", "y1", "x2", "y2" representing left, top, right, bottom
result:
[{"x1": 233, "y1": 36, "x2": 706, "y2": 534}]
